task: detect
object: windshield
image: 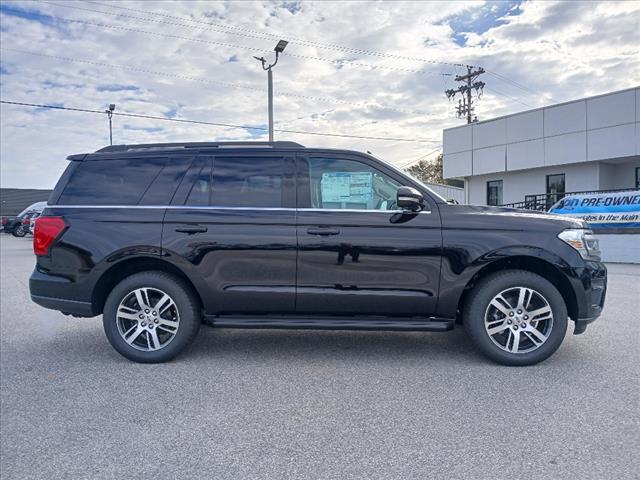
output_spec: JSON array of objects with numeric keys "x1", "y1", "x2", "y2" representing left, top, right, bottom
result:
[{"x1": 371, "y1": 154, "x2": 447, "y2": 203}]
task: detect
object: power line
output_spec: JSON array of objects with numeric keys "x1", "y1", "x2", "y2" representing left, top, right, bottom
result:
[
  {"x1": 285, "y1": 52, "x2": 453, "y2": 76},
  {"x1": 0, "y1": 47, "x2": 263, "y2": 91},
  {"x1": 41, "y1": 1, "x2": 277, "y2": 42},
  {"x1": 39, "y1": 1, "x2": 453, "y2": 76},
  {"x1": 0, "y1": 100, "x2": 442, "y2": 143},
  {"x1": 0, "y1": 47, "x2": 438, "y2": 116},
  {"x1": 26, "y1": 2, "x2": 549, "y2": 102},
  {"x1": 101, "y1": 0, "x2": 567, "y2": 104},
  {"x1": 485, "y1": 86, "x2": 536, "y2": 109},
  {"x1": 5, "y1": 7, "x2": 545, "y2": 119},
  {"x1": 11, "y1": 11, "x2": 270, "y2": 54},
  {"x1": 398, "y1": 147, "x2": 441, "y2": 169},
  {"x1": 12, "y1": 5, "x2": 547, "y2": 108},
  {"x1": 82, "y1": 0, "x2": 466, "y2": 67},
  {"x1": 485, "y1": 70, "x2": 558, "y2": 103}
]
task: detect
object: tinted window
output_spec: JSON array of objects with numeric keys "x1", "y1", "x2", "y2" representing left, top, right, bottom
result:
[
  {"x1": 211, "y1": 157, "x2": 284, "y2": 207},
  {"x1": 186, "y1": 161, "x2": 212, "y2": 206},
  {"x1": 306, "y1": 157, "x2": 400, "y2": 210},
  {"x1": 59, "y1": 157, "x2": 166, "y2": 205},
  {"x1": 486, "y1": 180, "x2": 503, "y2": 206},
  {"x1": 140, "y1": 156, "x2": 192, "y2": 205}
]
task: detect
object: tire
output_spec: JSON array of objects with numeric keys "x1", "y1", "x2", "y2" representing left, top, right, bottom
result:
[
  {"x1": 12, "y1": 226, "x2": 26, "y2": 237},
  {"x1": 103, "y1": 271, "x2": 201, "y2": 363},
  {"x1": 463, "y1": 270, "x2": 568, "y2": 366}
]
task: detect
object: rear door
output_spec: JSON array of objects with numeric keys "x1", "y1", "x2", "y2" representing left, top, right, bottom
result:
[
  {"x1": 295, "y1": 153, "x2": 442, "y2": 316},
  {"x1": 162, "y1": 152, "x2": 297, "y2": 315}
]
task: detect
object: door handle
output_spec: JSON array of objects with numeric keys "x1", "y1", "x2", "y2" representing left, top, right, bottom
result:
[
  {"x1": 307, "y1": 227, "x2": 340, "y2": 236},
  {"x1": 175, "y1": 225, "x2": 208, "y2": 234}
]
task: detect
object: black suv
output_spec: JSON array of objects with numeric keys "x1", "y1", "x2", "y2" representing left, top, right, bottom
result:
[{"x1": 29, "y1": 142, "x2": 607, "y2": 365}]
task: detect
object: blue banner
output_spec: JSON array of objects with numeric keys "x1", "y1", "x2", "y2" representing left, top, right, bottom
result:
[{"x1": 549, "y1": 190, "x2": 640, "y2": 229}]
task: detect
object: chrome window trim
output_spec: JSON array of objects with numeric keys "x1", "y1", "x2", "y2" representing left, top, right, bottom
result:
[
  {"x1": 297, "y1": 208, "x2": 431, "y2": 214},
  {"x1": 48, "y1": 204, "x2": 431, "y2": 214}
]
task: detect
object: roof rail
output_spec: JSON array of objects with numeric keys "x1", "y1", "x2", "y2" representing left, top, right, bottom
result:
[{"x1": 95, "y1": 141, "x2": 305, "y2": 153}]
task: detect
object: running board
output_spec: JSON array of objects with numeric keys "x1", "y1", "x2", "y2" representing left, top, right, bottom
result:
[{"x1": 204, "y1": 316, "x2": 454, "y2": 332}]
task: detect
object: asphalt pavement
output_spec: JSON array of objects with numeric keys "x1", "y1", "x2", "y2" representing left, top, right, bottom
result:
[{"x1": 1, "y1": 234, "x2": 638, "y2": 480}]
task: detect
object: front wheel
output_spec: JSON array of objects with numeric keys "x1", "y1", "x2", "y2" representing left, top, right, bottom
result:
[
  {"x1": 103, "y1": 271, "x2": 201, "y2": 363},
  {"x1": 463, "y1": 270, "x2": 568, "y2": 366}
]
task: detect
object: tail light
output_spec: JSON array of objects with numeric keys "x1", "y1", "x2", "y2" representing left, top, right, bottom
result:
[
  {"x1": 33, "y1": 216, "x2": 66, "y2": 256},
  {"x1": 1, "y1": 217, "x2": 7, "y2": 225}
]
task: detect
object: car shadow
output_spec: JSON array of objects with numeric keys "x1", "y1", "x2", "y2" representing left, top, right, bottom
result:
[
  {"x1": 22, "y1": 313, "x2": 486, "y2": 366},
  {"x1": 182, "y1": 325, "x2": 483, "y2": 365}
]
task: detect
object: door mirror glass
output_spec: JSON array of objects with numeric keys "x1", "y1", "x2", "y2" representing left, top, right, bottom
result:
[{"x1": 397, "y1": 186, "x2": 424, "y2": 211}]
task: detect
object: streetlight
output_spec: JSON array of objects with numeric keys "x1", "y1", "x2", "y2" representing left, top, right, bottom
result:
[
  {"x1": 105, "y1": 103, "x2": 116, "y2": 145},
  {"x1": 254, "y1": 39, "x2": 288, "y2": 142}
]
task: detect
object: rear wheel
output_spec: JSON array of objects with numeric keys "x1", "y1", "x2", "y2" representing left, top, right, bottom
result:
[
  {"x1": 463, "y1": 270, "x2": 568, "y2": 366},
  {"x1": 103, "y1": 272, "x2": 201, "y2": 363},
  {"x1": 12, "y1": 225, "x2": 26, "y2": 237}
]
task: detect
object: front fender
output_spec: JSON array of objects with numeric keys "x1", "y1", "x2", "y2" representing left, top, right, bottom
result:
[{"x1": 436, "y1": 244, "x2": 580, "y2": 319}]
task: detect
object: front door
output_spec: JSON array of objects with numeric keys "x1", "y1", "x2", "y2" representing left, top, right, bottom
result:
[
  {"x1": 295, "y1": 154, "x2": 442, "y2": 316},
  {"x1": 162, "y1": 154, "x2": 297, "y2": 315}
]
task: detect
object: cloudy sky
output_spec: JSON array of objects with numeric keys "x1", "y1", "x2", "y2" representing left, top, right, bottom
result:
[{"x1": 1, "y1": 0, "x2": 638, "y2": 188}]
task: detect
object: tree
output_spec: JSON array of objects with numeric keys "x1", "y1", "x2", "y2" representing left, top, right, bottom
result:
[{"x1": 405, "y1": 153, "x2": 463, "y2": 187}]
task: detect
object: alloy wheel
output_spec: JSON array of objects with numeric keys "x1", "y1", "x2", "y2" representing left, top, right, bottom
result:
[
  {"x1": 115, "y1": 287, "x2": 180, "y2": 352},
  {"x1": 484, "y1": 286, "x2": 554, "y2": 354}
]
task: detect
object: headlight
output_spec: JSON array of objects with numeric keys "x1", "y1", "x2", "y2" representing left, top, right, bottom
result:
[{"x1": 558, "y1": 229, "x2": 601, "y2": 260}]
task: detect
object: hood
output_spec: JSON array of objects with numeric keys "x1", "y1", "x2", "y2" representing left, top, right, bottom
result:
[{"x1": 440, "y1": 204, "x2": 587, "y2": 232}]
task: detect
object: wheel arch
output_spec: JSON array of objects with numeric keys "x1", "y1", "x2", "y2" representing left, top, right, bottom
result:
[
  {"x1": 91, "y1": 256, "x2": 204, "y2": 315},
  {"x1": 455, "y1": 255, "x2": 579, "y2": 324}
]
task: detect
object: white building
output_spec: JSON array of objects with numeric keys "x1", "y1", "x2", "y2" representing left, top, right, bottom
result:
[
  {"x1": 442, "y1": 87, "x2": 640, "y2": 207},
  {"x1": 423, "y1": 182, "x2": 465, "y2": 204}
]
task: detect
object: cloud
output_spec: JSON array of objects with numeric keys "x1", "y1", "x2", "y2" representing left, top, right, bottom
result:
[
  {"x1": 96, "y1": 84, "x2": 140, "y2": 92},
  {"x1": 0, "y1": 0, "x2": 638, "y2": 188}
]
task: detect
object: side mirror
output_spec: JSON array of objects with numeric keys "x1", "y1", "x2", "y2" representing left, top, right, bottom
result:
[{"x1": 397, "y1": 186, "x2": 424, "y2": 211}]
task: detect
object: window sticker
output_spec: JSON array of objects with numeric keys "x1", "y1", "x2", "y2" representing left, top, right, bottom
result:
[{"x1": 321, "y1": 172, "x2": 373, "y2": 204}]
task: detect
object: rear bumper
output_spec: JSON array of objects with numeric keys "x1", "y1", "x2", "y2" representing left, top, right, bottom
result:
[
  {"x1": 572, "y1": 260, "x2": 607, "y2": 334},
  {"x1": 29, "y1": 267, "x2": 96, "y2": 317},
  {"x1": 30, "y1": 294, "x2": 94, "y2": 317}
]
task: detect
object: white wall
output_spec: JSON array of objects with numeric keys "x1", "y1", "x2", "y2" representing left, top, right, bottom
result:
[
  {"x1": 598, "y1": 163, "x2": 618, "y2": 190},
  {"x1": 597, "y1": 234, "x2": 640, "y2": 264},
  {"x1": 423, "y1": 182, "x2": 465, "y2": 204},
  {"x1": 598, "y1": 160, "x2": 640, "y2": 190},
  {"x1": 443, "y1": 150, "x2": 472, "y2": 178},
  {"x1": 610, "y1": 160, "x2": 640, "y2": 190},
  {"x1": 466, "y1": 162, "x2": 600, "y2": 205},
  {"x1": 443, "y1": 87, "x2": 640, "y2": 185}
]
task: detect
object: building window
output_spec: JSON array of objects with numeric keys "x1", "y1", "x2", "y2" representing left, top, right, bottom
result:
[
  {"x1": 486, "y1": 180, "x2": 503, "y2": 206},
  {"x1": 546, "y1": 173, "x2": 565, "y2": 207},
  {"x1": 636, "y1": 167, "x2": 640, "y2": 189}
]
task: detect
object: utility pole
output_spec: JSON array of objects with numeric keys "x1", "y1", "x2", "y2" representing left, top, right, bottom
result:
[
  {"x1": 445, "y1": 65, "x2": 485, "y2": 123},
  {"x1": 105, "y1": 103, "x2": 115, "y2": 145},
  {"x1": 254, "y1": 40, "x2": 288, "y2": 142}
]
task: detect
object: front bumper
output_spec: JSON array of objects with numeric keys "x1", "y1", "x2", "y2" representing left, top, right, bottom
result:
[{"x1": 572, "y1": 260, "x2": 607, "y2": 334}]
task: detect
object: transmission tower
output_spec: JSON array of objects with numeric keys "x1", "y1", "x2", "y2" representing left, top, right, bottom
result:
[{"x1": 445, "y1": 65, "x2": 485, "y2": 123}]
